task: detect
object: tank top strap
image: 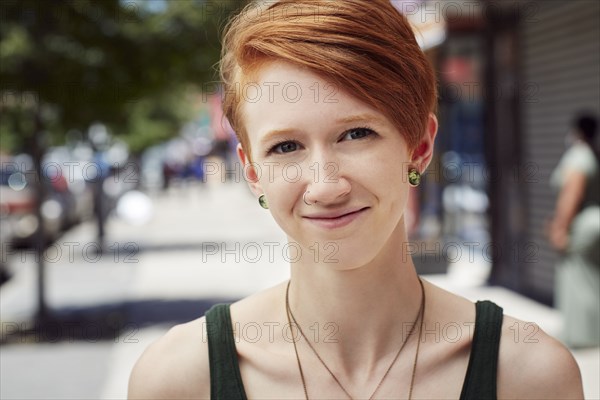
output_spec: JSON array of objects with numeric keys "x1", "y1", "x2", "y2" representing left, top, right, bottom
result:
[
  {"x1": 459, "y1": 300, "x2": 504, "y2": 400},
  {"x1": 205, "y1": 303, "x2": 248, "y2": 400}
]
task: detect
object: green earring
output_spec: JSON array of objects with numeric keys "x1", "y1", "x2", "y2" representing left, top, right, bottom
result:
[
  {"x1": 258, "y1": 194, "x2": 269, "y2": 209},
  {"x1": 408, "y1": 168, "x2": 421, "y2": 187}
]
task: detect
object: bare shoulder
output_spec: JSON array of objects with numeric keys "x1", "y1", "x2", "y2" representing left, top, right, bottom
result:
[
  {"x1": 128, "y1": 317, "x2": 210, "y2": 399},
  {"x1": 498, "y1": 314, "x2": 584, "y2": 399}
]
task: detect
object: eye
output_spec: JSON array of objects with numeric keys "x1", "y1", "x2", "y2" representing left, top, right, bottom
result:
[
  {"x1": 341, "y1": 127, "x2": 376, "y2": 141},
  {"x1": 267, "y1": 140, "x2": 299, "y2": 155}
]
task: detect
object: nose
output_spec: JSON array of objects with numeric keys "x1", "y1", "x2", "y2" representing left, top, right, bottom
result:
[{"x1": 303, "y1": 159, "x2": 351, "y2": 205}]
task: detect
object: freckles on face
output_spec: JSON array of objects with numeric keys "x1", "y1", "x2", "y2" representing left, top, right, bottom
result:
[
  {"x1": 243, "y1": 61, "x2": 410, "y2": 168},
  {"x1": 240, "y1": 61, "x2": 413, "y2": 250}
]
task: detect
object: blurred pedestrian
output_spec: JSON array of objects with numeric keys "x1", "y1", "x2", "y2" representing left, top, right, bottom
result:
[
  {"x1": 129, "y1": 1, "x2": 583, "y2": 399},
  {"x1": 209, "y1": 92, "x2": 236, "y2": 182},
  {"x1": 549, "y1": 113, "x2": 600, "y2": 348}
]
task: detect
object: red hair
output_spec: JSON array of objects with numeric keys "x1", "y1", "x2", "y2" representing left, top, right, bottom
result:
[{"x1": 220, "y1": 0, "x2": 437, "y2": 161}]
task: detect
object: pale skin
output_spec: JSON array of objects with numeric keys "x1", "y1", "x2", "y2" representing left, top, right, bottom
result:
[{"x1": 129, "y1": 61, "x2": 584, "y2": 399}]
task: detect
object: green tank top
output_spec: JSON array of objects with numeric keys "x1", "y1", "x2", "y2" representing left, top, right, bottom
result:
[{"x1": 206, "y1": 300, "x2": 503, "y2": 400}]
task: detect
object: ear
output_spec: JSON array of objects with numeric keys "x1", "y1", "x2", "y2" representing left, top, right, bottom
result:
[
  {"x1": 236, "y1": 143, "x2": 264, "y2": 197},
  {"x1": 410, "y1": 113, "x2": 438, "y2": 172}
]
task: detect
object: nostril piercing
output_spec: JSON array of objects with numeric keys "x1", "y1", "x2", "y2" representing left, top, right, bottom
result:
[{"x1": 303, "y1": 191, "x2": 314, "y2": 206}]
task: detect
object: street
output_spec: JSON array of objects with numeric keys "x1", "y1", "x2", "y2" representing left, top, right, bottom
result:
[{"x1": 1, "y1": 180, "x2": 598, "y2": 399}]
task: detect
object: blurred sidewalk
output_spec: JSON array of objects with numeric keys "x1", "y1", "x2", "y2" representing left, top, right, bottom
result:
[{"x1": 1, "y1": 180, "x2": 598, "y2": 399}]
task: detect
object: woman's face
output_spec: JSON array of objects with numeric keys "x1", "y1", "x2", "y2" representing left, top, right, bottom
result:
[{"x1": 238, "y1": 61, "x2": 436, "y2": 268}]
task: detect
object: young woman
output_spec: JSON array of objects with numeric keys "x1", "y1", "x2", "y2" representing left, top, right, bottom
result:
[{"x1": 129, "y1": 1, "x2": 584, "y2": 398}]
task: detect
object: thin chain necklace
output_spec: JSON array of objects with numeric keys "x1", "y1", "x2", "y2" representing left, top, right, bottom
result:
[{"x1": 285, "y1": 278, "x2": 426, "y2": 400}]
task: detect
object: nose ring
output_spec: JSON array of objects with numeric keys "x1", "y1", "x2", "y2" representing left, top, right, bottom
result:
[{"x1": 303, "y1": 191, "x2": 314, "y2": 206}]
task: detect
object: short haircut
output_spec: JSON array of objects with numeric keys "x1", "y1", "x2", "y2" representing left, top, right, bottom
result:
[{"x1": 220, "y1": 0, "x2": 438, "y2": 161}]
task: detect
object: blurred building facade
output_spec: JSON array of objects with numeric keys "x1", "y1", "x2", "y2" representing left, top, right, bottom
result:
[
  {"x1": 407, "y1": 0, "x2": 599, "y2": 305},
  {"x1": 485, "y1": 0, "x2": 599, "y2": 304}
]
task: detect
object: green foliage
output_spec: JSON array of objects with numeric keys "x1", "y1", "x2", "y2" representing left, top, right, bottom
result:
[
  {"x1": 121, "y1": 85, "x2": 196, "y2": 154},
  {"x1": 0, "y1": 0, "x2": 246, "y2": 154}
]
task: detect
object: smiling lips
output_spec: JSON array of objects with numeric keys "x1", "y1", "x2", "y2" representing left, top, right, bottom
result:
[{"x1": 303, "y1": 207, "x2": 369, "y2": 229}]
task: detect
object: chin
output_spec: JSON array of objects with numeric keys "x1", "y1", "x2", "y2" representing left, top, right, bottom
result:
[{"x1": 309, "y1": 236, "x2": 378, "y2": 268}]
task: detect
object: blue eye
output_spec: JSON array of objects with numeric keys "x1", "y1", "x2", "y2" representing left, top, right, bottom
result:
[
  {"x1": 342, "y1": 127, "x2": 375, "y2": 141},
  {"x1": 268, "y1": 140, "x2": 299, "y2": 155}
]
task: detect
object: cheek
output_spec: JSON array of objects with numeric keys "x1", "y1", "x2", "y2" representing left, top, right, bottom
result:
[
  {"x1": 347, "y1": 145, "x2": 411, "y2": 220},
  {"x1": 345, "y1": 145, "x2": 408, "y2": 190},
  {"x1": 263, "y1": 189, "x2": 307, "y2": 247}
]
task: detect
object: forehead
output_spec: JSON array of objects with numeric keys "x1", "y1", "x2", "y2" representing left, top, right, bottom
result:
[{"x1": 241, "y1": 61, "x2": 386, "y2": 141}]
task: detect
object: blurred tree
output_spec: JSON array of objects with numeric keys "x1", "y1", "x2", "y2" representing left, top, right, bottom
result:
[
  {"x1": 0, "y1": 0, "x2": 247, "y2": 322},
  {"x1": 0, "y1": 0, "x2": 244, "y2": 152}
]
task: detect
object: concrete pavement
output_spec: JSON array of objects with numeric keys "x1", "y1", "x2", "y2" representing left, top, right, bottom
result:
[{"x1": 1, "y1": 179, "x2": 598, "y2": 399}]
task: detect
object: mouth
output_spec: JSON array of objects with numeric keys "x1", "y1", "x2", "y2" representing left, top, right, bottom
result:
[{"x1": 303, "y1": 207, "x2": 369, "y2": 229}]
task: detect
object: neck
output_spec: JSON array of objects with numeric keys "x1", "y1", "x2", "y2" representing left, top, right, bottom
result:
[{"x1": 286, "y1": 224, "x2": 423, "y2": 379}]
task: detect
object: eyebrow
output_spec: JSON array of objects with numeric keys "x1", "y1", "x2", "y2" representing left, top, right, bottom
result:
[
  {"x1": 259, "y1": 113, "x2": 384, "y2": 146},
  {"x1": 335, "y1": 114, "x2": 384, "y2": 125}
]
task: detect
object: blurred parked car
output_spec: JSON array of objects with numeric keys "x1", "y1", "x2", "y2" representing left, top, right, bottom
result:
[
  {"x1": 0, "y1": 155, "x2": 64, "y2": 248},
  {"x1": 43, "y1": 146, "x2": 95, "y2": 227}
]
